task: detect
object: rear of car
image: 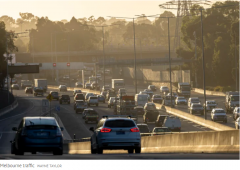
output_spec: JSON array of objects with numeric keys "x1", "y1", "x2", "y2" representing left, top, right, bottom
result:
[
  {"x1": 75, "y1": 93, "x2": 85, "y2": 101},
  {"x1": 152, "y1": 95, "x2": 163, "y2": 104},
  {"x1": 151, "y1": 127, "x2": 172, "y2": 136},
  {"x1": 85, "y1": 110, "x2": 99, "y2": 123},
  {"x1": 163, "y1": 117, "x2": 181, "y2": 132},
  {"x1": 88, "y1": 96, "x2": 99, "y2": 106},
  {"x1": 11, "y1": 117, "x2": 63, "y2": 155},
  {"x1": 137, "y1": 124, "x2": 150, "y2": 136},
  {"x1": 33, "y1": 87, "x2": 44, "y2": 96},
  {"x1": 59, "y1": 85, "x2": 67, "y2": 92},
  {"x1": 91, "y1": 118, "x2": 141, "y2": 154},
  {"x1": 75, "y1": 101, "x2": 87, "y2": 113},
  {"x1": 148, "y1": 85, "x2": 157, "y2": 91},
  {"x1": 211, "y1": 109, "x2": 227, "y2": 123},
  {"x1": 60, "y1": 95, "x2": 70, "y2": 104},
  {"x1": 51, "y1": 92, "x2": 59, "y2": 100},
  {"x1": 12, "y1": 84, "x2": 19, "y2": 90},
  {"x1": 25, "y1": 87, "x2": 33, "y2": 94},
  {"x1": 143, "y1": 110, "x2": 159, "y2": 123},
  {"x1": 190, "y1": 104, "x2": 204, "y2": 115},
  {"x1": 175, "y1": 97, "x2": 187, "y2": 105},
  {"x1": 73, "y1": 89, "x2": 82, "y2": 96},
  {"x1": 155, "y1": 115, "x2": 168, "y2": 127},
  {"x1": 98, "y1": 95, "x2": 105, "y2": 103}
]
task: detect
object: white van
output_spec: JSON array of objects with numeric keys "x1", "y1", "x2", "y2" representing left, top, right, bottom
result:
[
  {"x1": 162, "y1": 116, "x2": 181, "y2": 132},
  {"x1": 135, "y1": 94, "x2": 148, "y2": 107}
]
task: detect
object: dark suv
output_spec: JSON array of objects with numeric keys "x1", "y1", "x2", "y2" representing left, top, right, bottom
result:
[
  {"x1": 11, "y1": 117, "x2": 64, "y2": 155},
  {"x1": 59, "y1": 95, "x2": 70, "y2": 104},
  {"x1": 155, "y1": 115, "x2": 168, "y2": 127},
  {"x1": 50, "y1": 91, "x2": 59, "y2": 101}
]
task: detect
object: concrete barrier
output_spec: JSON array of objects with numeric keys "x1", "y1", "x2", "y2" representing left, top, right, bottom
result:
[
  {"x1": 194, "y1": 88, "x2": 225, "y2": 96},
  {"x1": 156, "y1": 104, "x2": 235, "y2": 131},
  {"x1": 63, "y1": 130, "x2": 239, "y2": 154},
  {"x1": 0, "y1": 98, "x2": 18, "y2": 117}
]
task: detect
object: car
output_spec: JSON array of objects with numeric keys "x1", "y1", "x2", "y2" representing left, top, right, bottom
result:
[
  {"x1": 143, "y1": 110, "x2": 159, "y2": 123},
  {"x1": 75, "y1": 101, "x2": 87, "y2": 113},
  {"x1": 175, "y1": 96, "x2": 187, "y2": 105},
  {"x1": 82, "y1": 108, "x2": 95, "y2": 119},
  {"x1": 151, "y1": 94, "x2": 163, "y2": 104},
  {"x1": 89, "y1": 116, "x2": 141, "y2": 154},
  {"x1": 148, "y1": 85, "x2": 157, "y2": 92},
  {"x1": 11, "y1": 84, "x2": 19, "y2": 90},
  {"x1": 85, "y1": 83, "x2": 91, "y2": 89},
  {"x1": 108, "y1": 97, "x2": 116, "y2": 108},
  {"x1": 233, "y1": 107, "x2": 240, "y2": 120},
  {"x1": 112, "y1": 98, "x2": 120, "y2": 113},
  {"x1": 134, "y1": 106, "x2": 144, "y2": 116},
  {"x1": 155, "y1": 114, "x2": 169, "y2": 127},
  {"x1": 33, "y1": 87, "x2": 44, "y2": 96},
  {"x1": 160, "y1": 86, "x2": 169, "y2": 94},
  {"x1": 83, "y1": 109, "x2": 99, "y2": 123},
  {"x1": 73, "y1": 89, "x2": 82, "y2": 96},
  {"x1": 144, "y1": 103, "x2": 157, "y2": 111},
  {"x1": 11, "y1": 117, "x2": 64, "y2": 155},
  {"x1": 102, "y1": 85, "x2": 111, "y2": 91},
  {"x1": 49, "y1": 91, "x2": 59, "y2": 100},
  {"x1": 188, "y1": 97, "x2": 201, "y2": 108},
  {"x1": 235, "y1": 117, "x2": 240, "y2": 129},
  {"x1": 90, "y1": 82, "x2": 100, "y2": 90},
  {"x1": 74, "y1": 93, "x2": 85, "y2": 102},
  {"x1": 143, "y1": 89, "x2": 154, "y2": 98},
  {"x1": 162, "y1": 116, "x2": 181, "y2": 132},
  {"x1": 211, "y1": 108, "x2": 227, "y2": 123},
  {"x1": 100, "y1": 91, "x2": 107, "y2": 98},
  {"x1": 139, "y1": 91, "x2": 148, "y2": 95},
  {"x1": 25, "y1": 87, "x2": 33, "y2": 94},
  {"x1": 74, "y1": 100, "x2": 85, "y2": 110},
  {"x1": 97, "y1": 95, "x2": 105, "y2": 103},
  {"x1": 151, "y1": 127, "x2": 172, "y2": 136},
  {"x1": 137, "y1": 124, "x2": 150, "y2": 134},
  {"x1": 87, "y1": 96, "x2": 99, "y2": 106},
  {"x1": 189, "y1": 103, "x2": 204, "y2": 115},
  {"x1": 162, "y1": 95, "x2": 175, "y2": 106},
  {"x1": 106, "y1": 90, "x2": 116, "y2": 101},
  {"x1": 85, "y1": 93, "x2": 94, "y2": 100},
  {"x1": 204, "y1": 100, "x2": 217, "y2": 112},
  {"x1": 59, "y1": 85, "x2": 67, "y2": 92},
  {"x1": 167, "y1": 92, "x2": 178, "y2": 99},
  {"x1": 59, "y1": 95, "x2": 70, "y2": 104},
  {"x1": 75, "y1": 82, "x2": 83, "y2": 87}
]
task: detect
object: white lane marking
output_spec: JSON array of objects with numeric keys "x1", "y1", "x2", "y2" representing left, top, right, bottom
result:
[{"x1": 0, "y1": 100, "x2": 34, "y2": 122}]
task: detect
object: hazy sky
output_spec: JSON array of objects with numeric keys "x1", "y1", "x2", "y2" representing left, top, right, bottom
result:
[{"x1": 0, "y1": 0, "x2": 222, "y2": 21}]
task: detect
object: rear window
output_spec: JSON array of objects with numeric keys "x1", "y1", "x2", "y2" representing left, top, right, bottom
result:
[
  {"x1": 62, "y1": 95, "x2": 70, "y2": 98},
  {"x1": 154, "y1": 95, "x2": 161, "y2": 98},
  {"x1": 215, "y1": 110, "x2": 225, "y2": 113},
  {"x1": 90, "y1": 97, "x2": 97, "y2": 99},
  {"x1": 86, "y1": 112, "x2": 98, "y2": 116},
  {"x1": 52, "y1": 92, "x2": 58, "y2": 95},
  {"x1": 25, "y1": 119, "x2": 57, "y2": 126},
  {"x1": 104, "y1": 119, "x2": 135, "y2": 128},
  {"x1": 138, "y1": 125, "x2": 149, "y2": 133},
  {"x1": 26, "y1": 125, "x2": 57, "y2": 130}
]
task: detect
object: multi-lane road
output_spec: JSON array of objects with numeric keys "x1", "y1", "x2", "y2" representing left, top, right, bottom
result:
[{"x1": 0, "y1": 77, "x2": 238, "y2": 159}]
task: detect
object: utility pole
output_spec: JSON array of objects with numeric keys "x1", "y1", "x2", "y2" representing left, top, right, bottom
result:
[
  {"x1": 133, "y1": 18, "x2": 137, "y2": 94},
  {"x1": 6, "y1": 34, "x2": 9, "y2": 104},
  {"x1": 235, "y1": 34, "x2": 237, "y2": 91},
  {"x1": 102, "y1": 26, "x2": 105, "y2": 87},
  {"x1": 193, "y1": 31, "x2": 198, "y2": 88}
]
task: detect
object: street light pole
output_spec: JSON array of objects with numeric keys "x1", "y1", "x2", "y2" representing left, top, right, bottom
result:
[
  {"x1": 102, "y1": 26, "x2": 105, "y2": 87},
  {"x1": 6, "y1": 34, "x2": 9, "y2": 104},
  {"x1": 235, "y1": 34, "x2": 237, "y2": 91},
  {"x1": 167, "y1": 17, "x2": 173, "y2": 108},
  {"x1": 133, "y1": 18, "x2": 137, "y2": 94},
  {"x1": 200, "y1": 9, "x2": 207, "y2": 120}
]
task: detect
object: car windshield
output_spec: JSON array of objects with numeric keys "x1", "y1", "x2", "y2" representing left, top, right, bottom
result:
[
  {"x1": 162, "y1": 87, "x2": 168, "y2": 90},
  {"x1": 192, "y1": 99, "x2": 200, "y2": 102},
  {"x1": 154, "y1": 128, "x2": 171, "y2": 132},
  {"x1": 138, "y1": 125, "x2": 149, "y2": 133},
  {"x1": 154, "y1": 95, "x2": 161, "y2": 98},
  {"x1": 90, "y1": 97, "x2": 97, "y2": 99},
  {"x1": 138, "y1": 96, "x2": 148, "y2": 101},
  {"x1": 193, "y1": 105, "x2": 202, "y2": 108},
  {"x1": 231, "y1": 96, "x2": 239, "y2": 101},
  {"x1": 105, "y1": 120, "x2": 135, "y2": 128},
  {"x1": 181, "y1": 86, "x2": 190, "y2": 91},
  {"x1": 215, "y1": 110, "x2": 225, "y2": 113},
  {"x1": 207, "y1": 101, "x2": 216, "y2": 104}
]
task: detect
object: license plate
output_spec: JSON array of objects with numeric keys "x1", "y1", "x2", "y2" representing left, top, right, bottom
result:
[
  {"x1": 116, "y1": 131, "x2": 125, "y2": 135},
  {"x1": 36, "y1": 132, "x2": 48, "y2": 137}
]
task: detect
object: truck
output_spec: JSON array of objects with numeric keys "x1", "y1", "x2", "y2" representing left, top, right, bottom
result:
[
  {"x1": 112, "y1": 79, "x2": 125, "y2": 93},
  {"x1": 116, "y1": 95, "x2": 138, "y2": 123},
  {"x1": 34, "y1": 79, "x2": 47, "y2": 92},
  {"x1": 21, "y1": 80, "x2": 33, "y2": 89},
  {"x1": 177, "y1": 82, "x2": 191, "y2": 98},
  {"x1": 225, "y1": 91, "x2": 239, "y2": 114}
]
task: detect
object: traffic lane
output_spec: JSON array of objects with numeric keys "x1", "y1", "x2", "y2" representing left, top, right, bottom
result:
[
  {"x1": 0, "y1": 94, "x2": 48, "y2": 154},
  {"x1": 0, "y1": 153, "x2": 238, "y2": 159}
]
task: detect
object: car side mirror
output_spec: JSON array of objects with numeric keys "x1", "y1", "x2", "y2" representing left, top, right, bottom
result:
[
  {"x1": 89, "y1": 127, "x2": 94, "y2": 132},
  {"x1": 12, "y1": 127, "x2": 17, "y2": 131},
  {"x1": 60, "y1": 127, "x2": 64, "y2": 131}
]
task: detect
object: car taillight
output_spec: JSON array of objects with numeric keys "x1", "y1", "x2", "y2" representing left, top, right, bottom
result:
[
  {"x1": 130, "y1": 128, "x2": 139, "y2": 132},
  {"x1": 100, "y1": 128, "x2": 111, "y2": 133},
  {"x1": 56, "y1": 128, "x2": 62, "y2": 137},
  {"x1": 21, "y1": 128, "x2": 27, "y2": 136}
]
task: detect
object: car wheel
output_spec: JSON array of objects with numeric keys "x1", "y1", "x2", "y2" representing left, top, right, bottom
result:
[
  {"x1": 53, "y1": 149, "x2": 63, "y2": 155},
  {"x1": 97, "y1": 147, "x2": 103, "y2": 154},
  {"x1": 135, "y1": 147, "x2": 141, "y2": 154},
  {"x1": 128, "y1": 149, "x2": 134, "y2": 154},
  {"x1": 32, "y1": 151, "x2": 36, "y2": 154},
  {"x1": 15, "y1": 149, "x2": 24, "y2": 155},
  {"x1": 91, "y1": 145, "x2": 97, "y2": 154}
]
